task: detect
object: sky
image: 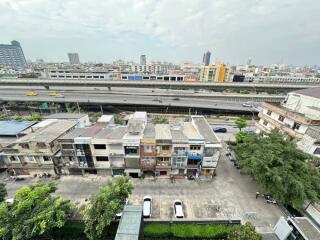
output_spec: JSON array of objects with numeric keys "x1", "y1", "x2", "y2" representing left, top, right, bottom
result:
[{"x1": 1, "y1": 0, "x2": 320, "y2": 65}]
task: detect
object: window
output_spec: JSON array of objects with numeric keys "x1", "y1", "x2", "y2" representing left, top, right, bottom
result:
[
  {"x1": 293, "y1": 122, "x2": 301, "y2": 130},
  {"x1": 263, "y1": 120, "x2": 268, "y2": 126},
  {"x1": 158, "y1": 157, "x2": 170, "y2": 162},
  {"x1": 266, "y1": 110, "x2": 272, "y2": 116},
  {"x1": 161, "y1": 145, "x2": 170, "y2": 151},
  {"x1": 190, "y1": 145, "x2": 201, "y2": 151},
  {"x1": 20, "y1": 143, "x2": 29, "y2": 149},
  {"x1": 9, "y1": 156, "x2": 18, "y2": 161},
  {"x1": 278, "y1": 115, "x2": 285, "y2": 122},
  {"x1": 96, "y1": 156, "x2": 109, "y2": 161},
  {"x1": 313, "y1": 148, "x2": 320, "y2": 155},
  {"x1": 37, "y1": 142, "x2": 46, "y2": 148},
  {"x1": 125, "y1": 147, "x2": 138, "y2": 155},
  {"x1": 94, "y1": 144, "x2": 106, "y2": 150},
  {"x1": 43, "y1": 156, "x2": 50, "y2": 162},
  {"x1": 144, "y1": 145, "x2": 152, "y2": 153}
]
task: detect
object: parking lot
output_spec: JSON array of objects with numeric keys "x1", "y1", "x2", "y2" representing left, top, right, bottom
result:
[{"x1": 3, "y1": 143, "x2": 282, "y2": 234}]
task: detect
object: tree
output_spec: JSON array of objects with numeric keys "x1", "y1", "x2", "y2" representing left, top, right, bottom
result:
[
  {"x1": 153, "y1": 115, "x2": 169, "y2": 124},
  {"x1": 228, "y1": 223, "x2": 262, "y2": 240},
  {"x1": 235, "y1": 117, "x2": 247, "y2": 131},
  {"x1": 232, "y1": 130, "x2": 320, "y2": 208},
  {"x1": 82, "y1": 176, "x2": 133, "y2": 240},
  {"x1": 114, "y1": 114, "x2": 124, "y2": 125},
  {"x1": 0, "y1": 181, "x2": 74, "y2": 240},
  {"x1": 0, "y1": 183, "x2": 6, "y2": 202}
]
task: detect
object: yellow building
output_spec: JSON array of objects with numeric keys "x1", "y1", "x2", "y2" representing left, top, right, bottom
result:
[{"x1": 199, "y1": 63, "x2": 230, "y2": 82}]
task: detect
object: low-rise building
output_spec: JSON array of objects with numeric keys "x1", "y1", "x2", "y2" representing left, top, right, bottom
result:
[
  {"x1": 140, "y1": 124, "x2": 156, "y2": 174},
  {"x1": 155, "y1": 124, "x2": 172, "y2": 176},
  {"x1": 256, "y1": 88, "x2": 320, "y2": 141},
  {"x1": 192, "y1": 116, "x2": 222, "y2": 176},
  {"x1": 182, "y1": 122, "x2": 204, "y2": 176},
  {"x1": 3, "y1": 119, "x2": 77, "y2": 175},
  {"x1": 171, "y1": 125, "x2": 188, "y2": 177}
]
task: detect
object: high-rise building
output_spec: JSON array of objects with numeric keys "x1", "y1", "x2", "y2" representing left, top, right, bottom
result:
[
  {"x1": 199, "y1": 63, "x2": 230, "y2": 82},
  {"x1": 140, "y1": 54, "x2": 146, "y2": 65},
  {"x1": 202, "y1": 51, "x2": 211, "y2": 66},
  {"x1": 68, "y1": 53, "x2": 80, "y2": 65},
  {"x1": 0, "y1": 40, "x2": 28, "y2": 69}
]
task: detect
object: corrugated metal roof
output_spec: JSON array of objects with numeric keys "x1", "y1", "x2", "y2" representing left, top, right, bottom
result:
[
  {"x1": 0, "y1": 121, "x2": 36, "y2": 136},
  {"x1": 155, "y1": 124, "x2": 172, "y2": 140},
  {"x1": 115, "y1": 205, "x2": 143, "y2": 240},
  {"x1": 43, "y1": 113, "x2": 87, "y2": 119}
]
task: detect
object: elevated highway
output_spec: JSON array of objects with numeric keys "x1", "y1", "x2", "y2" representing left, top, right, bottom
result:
[{"x1": 0, "y1": 78, "x2": 317, "y2": 93}]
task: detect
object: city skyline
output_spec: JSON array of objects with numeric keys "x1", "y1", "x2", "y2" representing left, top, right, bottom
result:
[{"x1": 1, "y1": 0, "x2": 320, "y2": 65}]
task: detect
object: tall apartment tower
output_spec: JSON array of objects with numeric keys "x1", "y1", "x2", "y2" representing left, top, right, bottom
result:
[
  {"x1": 140, "y1": 54, "x2": 146, "y2": 65},
  {"x1": 68, "y1": 53, "x2": 80, "y2": 65},
  {"x1": 0, "y1": 40, "x2": 28, "y2": 69},
  {"x1": 202, "y1": 51, "x2": 211, "y2": 66}
]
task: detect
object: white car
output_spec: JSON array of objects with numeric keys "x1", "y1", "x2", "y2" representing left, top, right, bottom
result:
[
  {"x1": 242, "y1": 102, "x2": 254, "y2": 107},
  {"x1": 143, "y1": 195, "x2": 152, "y2": 218},
  {"x1": 174, "y1": 200, "x2": 184, "y2": 218}
]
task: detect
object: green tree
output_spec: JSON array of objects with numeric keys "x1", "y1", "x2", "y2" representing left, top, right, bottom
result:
[
  {"x1": 114, "y1": 114, "x2": 124, "y2": 125},
  {"x1": 0, "y1": 183, "x2": 6, "y2": 202},
  {"x1": 235, "y1": 117, "x2": 247, "y2": 131},
  {"x1": 0, "y1": 181, "x2": 74, "y2": 240},
  {"x1": 82, "y1": 176, "x2": 133, "y2": 240},
  {"x1": 153, "y1": 115, "x2": 169, "y2": 124},
  {"x1": 24, "y1": 113, "x2": 42, "y2": 121},
  {"x1": 228, "y1": 223, "x2": 262, "y2": 240},
  {"x1": 232, "y1": 130, "x2": 320, "y2": 208}
]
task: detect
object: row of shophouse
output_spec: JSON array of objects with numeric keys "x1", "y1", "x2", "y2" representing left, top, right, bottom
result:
[{"x1": 0, "y1": 112, "x2": 222, "y2": 178}]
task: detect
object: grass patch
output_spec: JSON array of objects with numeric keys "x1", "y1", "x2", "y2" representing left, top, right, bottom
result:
[{"x1": 144, "y1": 223, "x2": 232, "y2": 239}]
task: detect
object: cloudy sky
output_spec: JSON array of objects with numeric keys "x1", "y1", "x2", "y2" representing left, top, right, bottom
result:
[{"x1": 1, "y1": 0, "x2": 319, "y2": 65}]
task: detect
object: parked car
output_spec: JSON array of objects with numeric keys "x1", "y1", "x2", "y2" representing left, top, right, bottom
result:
[
  {"x1": 143, "y1": 195, "x2": 152, "y2": 218},
  {"x1": 172, "y1": 97, "x2": 180, "y2": 101},
  {"x1": 26, "y1": 91, "x2": 38, "y2": 96},
  {"x1": 242, "y1": 102, "x2": 254, "y2": 107},
  {"x1": 174, "y1": 200, "x2": 184, "y2": 218},
  {"x1": 213, "y1": 127, "x2": 227, "y2": 133}
]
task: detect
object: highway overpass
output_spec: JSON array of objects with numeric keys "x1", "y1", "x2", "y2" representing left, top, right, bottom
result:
[
  {"x1": 0, "y1": 88, "x2": 261, "y2": 114},
  {"x1": 0, "y1": 78, "x2": 318, "y2": 93}
]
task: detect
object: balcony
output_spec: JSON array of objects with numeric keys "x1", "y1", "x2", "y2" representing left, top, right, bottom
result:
[
  {"x1": 187, "y1": 154, "x2": 203, "y2": 161},
  {"x1": 173, "y1": 150, "x2": 188, "y2": 156}
]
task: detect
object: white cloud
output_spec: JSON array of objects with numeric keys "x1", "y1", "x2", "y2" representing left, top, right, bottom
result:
[{"x1": 0, "y1": 0, "x2": 319, "y2": 64}]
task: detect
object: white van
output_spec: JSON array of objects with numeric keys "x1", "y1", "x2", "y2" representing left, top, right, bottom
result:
[{"x1": 143, "y1": 195, "x2": 152, "y2": 218}]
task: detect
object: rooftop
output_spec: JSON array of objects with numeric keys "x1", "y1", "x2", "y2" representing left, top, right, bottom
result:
[
  {"x1": 143, "y1": 123, "x2": 155, "y2": 139},
  {"x1": 127, "y1": 119, "x2": 145, "y2": 134},
  {"x1": 294, "y1": 87, "x2": 320, "y2": 99},
  {"x1": 15, "y1": 120, "x2": 77, "y2": 143},
  {"x1": 192, "y1": 116, "x2": 220, "y2": 143},
  {"x1": 305, "y1": 126, "x2": 320, "y2": 140},
  {"x1": 182, "y1": 122, "x2": 203, "y2": 141},
  {"x1": 58, "y1": 128, "x2": 87, "y2": 140},
  {"x1": 106, "y1": 126, "x2": 127, "y2": 140},
  {"x1": 81, "y1": 124, "x2": 105, "y2": 137},
  {"x1": 0, "y1": 120, "x2": 36, "y2": 136},
  {"x1": 155, "y1": 124, "x2": 172, "y2": 140},
  {"x1": 170, "y1": 126, "x2": 188, "y2": 143},
  {"x1": 292, "y1": 217, "x2": 320, "y2": 240},
  {"x1": 115, "y1": 205, "x2": 143, "y2": 240},
  {"x1": 43, "y1": 113, "x2": 87, "y2": 119}
]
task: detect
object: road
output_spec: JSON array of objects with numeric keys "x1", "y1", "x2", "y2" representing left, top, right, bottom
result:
[{"x1": 0, "y1": 88, "x2": 261, "y2": 112}]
